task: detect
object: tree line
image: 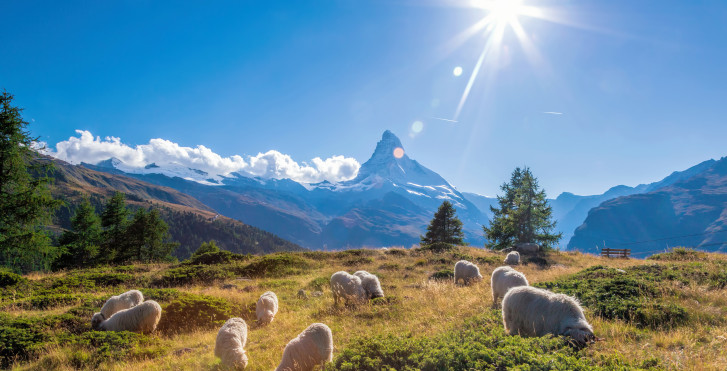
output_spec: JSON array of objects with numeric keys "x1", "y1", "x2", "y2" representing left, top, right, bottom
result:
[{"x1": 421, "y1": 166, "x2": 562, "y2": 250}]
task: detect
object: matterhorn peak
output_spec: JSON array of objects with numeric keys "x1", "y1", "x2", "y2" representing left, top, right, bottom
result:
[{"x1": 371, "y1": 130, "x2": 405, "y2": 160}]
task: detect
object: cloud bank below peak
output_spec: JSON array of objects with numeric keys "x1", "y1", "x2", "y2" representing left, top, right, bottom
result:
[{"x1": 50, "y1": 130, "x2": 360, "y2": 183}]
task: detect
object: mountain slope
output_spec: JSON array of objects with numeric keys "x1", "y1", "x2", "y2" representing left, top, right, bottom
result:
[
  {"x1": 80, "y1": 131, "x2": 488, "y2": 249},
  {"x1": 568, "y1": 157, "x2": 727, "y2": 255},
  {"x1": 43, "y1": 157, "x2": 304, "y2": 258}
]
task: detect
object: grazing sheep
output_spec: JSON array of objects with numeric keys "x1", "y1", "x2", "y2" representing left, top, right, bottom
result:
[
  {"x1": 502, "y1": 286, "x2": 597, "y2": 347},
  {"x1": 275, "y1": 323, "x2": 333, "y2": 371},
  {"x1": 504, "y1": 251, "x2": 520, "y2": 265},
  {"x1": 297, "y1": 289, "x2": 308, "y2": 299},
  {"x1": 215, "y1": 317, "x2": 249, "y2": 369},
  {"x1": 91, "y1": 289, "x2": 144, "y2": 328},
  {"x1": 330, "y1": 271, "x2": 366, "y2": 306},
  {"x1": 353, "y1": 270, "x2": 385, "y2": 299},
  {"x1": 92, "y1": 300, "x2": 162, "y2": 333},
  {"x1": 491, "y1": 266, "x2": 529, "y2": 306},
  {"x1": 256, "y1": 291, "x2": 279, "y2": 325},
  {"x1": 453, "y1": 260, "x2": 483, "y2": 285}
]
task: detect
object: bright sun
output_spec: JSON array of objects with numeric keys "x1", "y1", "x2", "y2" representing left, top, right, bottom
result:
[{"x1": 483, "y1": 0, "x2": 524, "y2": 25}]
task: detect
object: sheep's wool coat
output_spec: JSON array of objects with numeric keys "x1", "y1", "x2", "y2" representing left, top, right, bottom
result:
[
  {"x1": 504, "y1": 251, "x2": 520, "y2": 265},
  {"x1": 353, "y1": 271, "x2": 385, "y2": 299},
  {"x1": 256, "y1": 291, "x2": 279, "y2": 325},
  {"x1": 215, "y1": 317, "x2": 249, "y2": 369},
  {"x1": 491, "y1": 266, "x2": 529, "y2": 305},
  {"x1": 91, "y1": 290, "x2": 144, "y2": 328},
  {"x1": 454, "y1": 260, "x2": 482, "y2": 285},
  {"x1": 502, "y1": 286, "x2": 594, "y2": 345},
  {"x1": 95, "y1": 300, "x2": 161, "y2": 333},
  {"x1": 275, "y1": 323, "x2": 333, "y2": 371},
  {"x1": 330, "y1": 271, "x2": 366, "y2": 305}
]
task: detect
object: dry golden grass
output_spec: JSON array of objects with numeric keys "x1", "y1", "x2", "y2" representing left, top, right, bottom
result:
[{"x1": 8, "y1": 247, "x2": 727, "y2": 370}]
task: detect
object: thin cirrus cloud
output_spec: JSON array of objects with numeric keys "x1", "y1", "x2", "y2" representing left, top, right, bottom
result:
[{"x1": 49, "y1": 130, "x2": 361, "y2": 183}]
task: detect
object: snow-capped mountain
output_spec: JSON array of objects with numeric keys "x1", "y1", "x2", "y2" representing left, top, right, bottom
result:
[{"x1": 83, "y1": 130, "x2": 487, "y2": 249}]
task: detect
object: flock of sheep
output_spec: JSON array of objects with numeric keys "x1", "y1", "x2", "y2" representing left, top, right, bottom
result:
[{"x1": 88, "y1": 251, "x2": 599, "y2": 370}]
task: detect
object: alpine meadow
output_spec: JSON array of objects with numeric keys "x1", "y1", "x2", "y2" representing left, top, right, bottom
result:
[{"x1": 3, "y1": 1, "x2": 727, "y2": 370}]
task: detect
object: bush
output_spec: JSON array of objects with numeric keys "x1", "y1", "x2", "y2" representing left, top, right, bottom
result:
[
  {"x1": 648, "y1": 247, "x2": 708, "y2": 261},
  {"x1": 154, "y1": 265, "x2": 233, "y2": 287},
  {"x1": 139, "y1": 288, "x2": 182, "y2": 303},
  {"x1": 181, "y1": 250, "x2": 251, "y2": 266},
  {"x1": 0, "y1": 269, "x2": 26, "y2": 288},
  {"x1": 378, "y1": 263, "x2": 400, "y2": 270},
  {"x1": 70, "y1": 331, "x2": 164, "y2": 367},
  {"x1": 343, "y1": 256, "x2": 374, "y2": 266},
  {"x1": 534, "y1": 265, "x2": 689, "y2": 328},
  {"x1": 384, "y1": 248, "x2": 407, "y2": 256},
  {"x1": 429, "y1": 269, "x2": 454, "y2": 281},
  {"x1": 21, "y1": 294, "x2": 86, "y2": 310},
  {"x1": 327, "y1": 311, "x2": 638, "y2": 370},
  {"x1": 419, "y1": 242, "x2": 454, "y2": 253},
  {"x1": 0, "y1": 325, "x2": 47, "y2": 367},
  {"x1": 236, "y1": 254, "x2": 311, "y2": 278},
  {"x1": 474, "y1": 256, "x2": 501, "y2": 266},
  {"x1": 156, "y1": 293, "x2": 233, "y2": 334},
  {"x1": 308, "y1": 276, "x2": 329, "y2": 292}
]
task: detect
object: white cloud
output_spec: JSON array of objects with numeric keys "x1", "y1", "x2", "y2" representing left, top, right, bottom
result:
[{"x1": 50, "y1": 130, "x2": 360, "y2": 183}]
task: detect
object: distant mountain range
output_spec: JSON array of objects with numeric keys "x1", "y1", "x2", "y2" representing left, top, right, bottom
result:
[
  {"x1": 43, "y1": 156, "x2": 304, "y2": 259},
  {"x1": 66, "y1": 130, "x2": 727, "y2": 255},
  {"x1": 568, "y1": 157, "x2": 727, "y2": 255}
]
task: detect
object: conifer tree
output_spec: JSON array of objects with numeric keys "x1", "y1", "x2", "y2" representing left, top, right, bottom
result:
[
  {"x1": 192, "y1": 240, "x2": 221, "y2": 257},
  {"x1": 0, "y1": 91, "x2": 60, "y2": 273},
  {"x1": 55, "y1": 198, "x2": 102, "y2": 269},
  {"x1": 483, "y1": 167, "x2": 561, "y2": 250},
  {"x1": 100, "y1": 192, "x2": 129, "y2": 263},
  {"x1": 421, "y1": 201, "x2": 465, "y2": 245}
]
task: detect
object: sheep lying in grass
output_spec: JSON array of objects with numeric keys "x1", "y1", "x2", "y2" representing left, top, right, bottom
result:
[
  {"x1": 215, "y1": 317, "x2": 248, "y2": 369},
  {"x1": 491, "y1": 266, "x2": 528, "y2": 306},
  {"x1": 256, "y1": 291, "x2": 279, "y2": 325},
  {"x1": 504, "y1": 251, "x2": 520, "y2": 265},
  {"x1": 275, "y1": 323, "x2": 333, "y2": 371},
  {"x1": 330, "y1": 271, "x2": 366, "y2": 306},
  {"x1": 353, "y1": 270, "x2": 385, "y2": 299},
  {"x1": 92, "y1": 300, "x2": 161, "y2": 333},
  {"x1": 502, "y1": 286, "x2": 597, "y2": 347},
  {"x1": 91, "y1": 289, "x2": 144, "y2": 328},
  {"x1": 454, "y1": 260, "x2": 482, "y2": 285}
]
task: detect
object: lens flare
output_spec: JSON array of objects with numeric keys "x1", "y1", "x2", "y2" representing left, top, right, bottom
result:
[
  {"x1": 411, "y1": 120, "x2": 424, "y2": 133},
  {"x1": 393, "y1": 147, "x2": 405, "y2": 159},
  {"x1": 453, "y1": 66, "x2": 463, "y2": 76}
]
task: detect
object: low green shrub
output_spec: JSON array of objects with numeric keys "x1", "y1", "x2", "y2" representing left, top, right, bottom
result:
[
  {"x1": 648, "y1": 247, "x2": 708, "y2": 261},
  {"x1": 535, "y1": 265, "x2": 689, "y2": 328},
  {"x1": 474, "y1": 256, "x2": 501, "y2": 266},
  {"x1": 154, "y1": 265, "x2": 233, "y2": 287},
  {"x1": 70, "y1": 331, "x2": 164, "y2": 367},
  {"x1": 156, "y1": 293, "x2": 233, "y2": 334},
  {"x1": 327, "y1": 311, "x2": 640, "y2": 370},
  {"x1": 429, "y1": 269, "x2": 454, "y2": 281},
  {"x1": 383, "y1": 248, "x2": 407, "y2": 256},
  {"x1": 236, "y1": 254, "x2": 312, "y2": 278},
  {"x1": 139, "y1": 288, "x2": 182, "y2": 303},
  {"x1": 343, "y1": 256, "x2": 374, "y2": 266},
  {"x1": 181, "y1": 250, "x2": 251, "y2": 266},
  {"x1": 308, "y1": 276, "x2": 330, "y2": 292},
  {"x1": 0, "y1": 325, "x2": 47, "y2": 368},
  {"x1": 419, "y1": 242, "x2": 455, "y2": 253},
  {"x1": 0, "y1": 269, "x2": 26, "y2": 288},
  {"x1": 378, "y1": 263, "x2": 400, "y2": 270},
  {"x1": 23, "y1": 294, "x2": 86, "y2": 310}
]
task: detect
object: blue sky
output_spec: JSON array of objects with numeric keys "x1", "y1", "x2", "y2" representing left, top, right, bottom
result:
[{"x1": 2, "y1": 0, "x2": 727, "y2": 196}]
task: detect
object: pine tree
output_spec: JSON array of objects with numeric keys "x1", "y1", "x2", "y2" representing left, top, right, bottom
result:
[
  {"x1": 100, "y1": 192, "x2": 129, "y2": 263},
  {"x1": 421, "y1": 201, "x2": 465, "y2": 245},
  {"x1": 125, "y1": 208, "x2": 177, "y2": 263},
  {"x1": 192, "y1": 240, "x2": 221, "y2": 257},
  {"x1": 0, "y1": 91, "x2": 60, "y2": 273},
  {"x1": 55, "y1": 198, "x2": 102, "y2": 269},
  {"x1": 483, "y1": 167, "x2": 561, "y2": 250}
]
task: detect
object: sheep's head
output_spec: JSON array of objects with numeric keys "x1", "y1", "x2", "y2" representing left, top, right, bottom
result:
[
  {"x1": 91, "y1": 312, "x2": 105, "y2": 330},
  {"x1": 564, "y1": 326, "x2": 598, "y2": 348},
  {"x1": 259, "y1": 310, "x2": 274, "y2": 325}
]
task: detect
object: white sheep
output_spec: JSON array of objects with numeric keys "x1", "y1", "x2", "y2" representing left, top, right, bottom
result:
[
  {"x1": 490, "y1": 266, "x2": 529, "y2": 306},
  {"x1": 502, "y1": 286, "x2": 597, "y2": 347},
  {"x1": 453, "y1": 260, "x2": 482, "y2": 285},
  {"x1": 504, "y1": 251, "x2": 520, "y2": 265},
  {"x1": 92, "y1": 300, "x2": 162, "y2": 333},
  {"x1": 215, "y1": 317, "x2": 249, "y2": 369},
  {"x1": 91, "y1": 289, "x2": 144, "y2": 328},
  {"x1": 330, "y1": 271, "x2": 366, "y2": 306},
  {"x1": 256, "y1": 291, "x2": 279, "y2": 325},
  {"x1": 353, "y1": 271, "x2": 385, "y2": 299},
  {"x1": 275, "y1": 323, "x2": 333, "y2": 371}
]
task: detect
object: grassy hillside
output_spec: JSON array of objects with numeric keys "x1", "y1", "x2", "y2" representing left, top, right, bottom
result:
[
  {"x1": 2, "y1": 247, "x2": 727, "y2": 370},
  {"x1": 41, "y1": 156, "x2": 304, "y2": 258}
]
